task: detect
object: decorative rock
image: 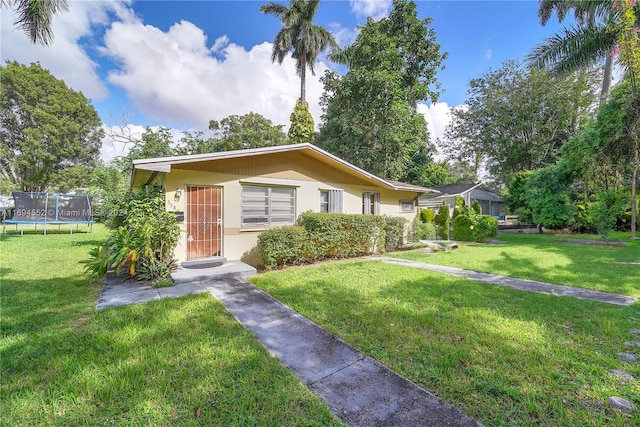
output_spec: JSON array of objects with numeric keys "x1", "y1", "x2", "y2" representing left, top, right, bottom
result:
[
  {"x1": 624, "y1": 341, "x2": 640, "y2": 348},
  {"x1": 630, "y1": 328, "x2": 640, "y2": 336},
  {"x1": 617, "y1": 352, "x2": 637, "y2": 362},
  {"x1": 608, "y1": 396, "x2": 634, "y2": 413},
  {"x1": 610, "y1": 369, "x2": 636, "y2": 381}
]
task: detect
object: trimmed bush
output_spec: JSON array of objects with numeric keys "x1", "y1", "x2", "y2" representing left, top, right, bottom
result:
[
  {"x1": 420, "y1": 208, "x2": 435, "y2": 223},
  {"x1": 476, "y1": 215, "x2": 498, "y2": 240},
  {"x1": 384, "y1": 216, "x2": 406, "y2": 251},
  {"x1": 452, "y1": 214, "x2": 476, "y2": 241},
  {"x1": 434, "y1": 202, "x2": 450, "y2": 240},
  {"x1": 471, "y1": 200, "x2": 482, "y2": 214},
  {"x1": 452, "y1": 209, "x2": 498, "y2": 242},
  {"x1": 418, "y1": 221, "x2": 437, "y2": 240},
  {"x1": 257, "y1": 226, "x2": 308, "y2": 268},
  {"x1": 298, "y1": 211, "x2": 385, "y2": 259}
]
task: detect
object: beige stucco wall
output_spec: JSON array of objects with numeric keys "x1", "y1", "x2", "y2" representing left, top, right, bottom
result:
[{"x1": 155, "y1": 156, "x2": 420, "y2": 265}]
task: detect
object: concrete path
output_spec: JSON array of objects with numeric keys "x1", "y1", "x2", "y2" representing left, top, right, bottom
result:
[
  {"x1": 96, "y1": 272, "x2": 481, "y2": 426},
  {"x1": 371, "y1": 256, "x2": 637, "y2": 306},
  {"x1": 200, "y1": 276, "x2": 481, "y2": 427}
]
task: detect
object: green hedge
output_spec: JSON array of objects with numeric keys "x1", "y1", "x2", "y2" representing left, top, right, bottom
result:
[
  {"x1": 298, "y1": 211, "x2": 385, "y2": 259},
  {"x1": 258, "y1": 212, "x2": 388, "y2": 268},
  {"x1": 383, "y1": 216, "x2": 406, "y2": 251},
  {"x1": 452, "y1": 210, "x2": 498, "y2": 242},
  {"x1": 257, "y1": 226, "x2": 308, "y2": 268}
]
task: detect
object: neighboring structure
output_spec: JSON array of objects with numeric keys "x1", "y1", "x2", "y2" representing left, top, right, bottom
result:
[
  {"x1": 131, "y1": 143, "x2": 437, "y2": 264},
  {"x1": 418, "y1": 183, "x2": 505, "y2": 219}
]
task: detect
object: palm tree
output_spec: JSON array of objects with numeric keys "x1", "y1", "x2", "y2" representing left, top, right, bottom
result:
[
  {"x1": 260, "y1": 0, "x2": 338, "y2": 104},
  {"x1": 1, "y1": 0, "x2": 69, "y2": 46},
  {"x1": 527, "y1": 0, "x2": 619, "y2": 103}
]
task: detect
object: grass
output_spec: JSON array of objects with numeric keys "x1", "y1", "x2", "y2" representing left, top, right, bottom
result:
[
  {"x1": 1, "y1": 225, "x2": 342, "y2": 426},
  {"x1": 250, "y1": 255, "x2": 640, "y2": 426},
  {"x1": 387, "y1": 231, "x2": 640, "y2": 298}
]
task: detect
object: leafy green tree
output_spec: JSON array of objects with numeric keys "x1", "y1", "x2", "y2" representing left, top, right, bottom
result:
[
  {"x1": 0, "y1": 61, "x2": 103, "y2": 191},
  {"x1": 260, "y1": 0, "x2": 338, "y2": 104},
  {"x1": 316, "y1": 0, "x2": 446, "y2": 183},
  {"x1": 208, "y1": 112, "x2": 288, "y2": 151},
  {"x1": 1, "y1": 0, "x2": 69, "y2": 45},
  {"x1": 592, "y1": 79, "x2": 640, "y2": 237},
  {"x1": 332, "y1": 0, "x2": 447, "y2": 107},
  {"x1": 114, "y1": 127, "x2": 176, "y2": 178},
  {"x1": 502, "y1": 171, "x2": 533, "y2": 223},
  {"x1": 288, "y1": 99, "x2": 314, "y2": 143},
  {"x1": 524, "y1": 162, "x2": 576, "y2": 229},
  {"x1": 87, "y1": 164, "x2": 128, "y2": 227},
  {"x1": 440, "y1": 60, "x2": 598, "y2": 187}
]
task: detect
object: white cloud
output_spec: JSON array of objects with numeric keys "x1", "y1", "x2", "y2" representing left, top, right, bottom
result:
[
  {"x1": 102, "y1": 17, "x2": 327, "y2": 130},
  {"x1": 0, "y1": 0, "x2": 133, "y2": 101},
  {"x1": 350, "y1": 0, "x2": 392, "y2": 20},
  {"x1": 419, "y1": 101, "x2": 454, "y2": 160},
  {"x1": 485, "y1": 49, "x2": 493, "y2": 60},
  {"x1": 100, "y1": 123, "x2": 146, "y2": 164}
]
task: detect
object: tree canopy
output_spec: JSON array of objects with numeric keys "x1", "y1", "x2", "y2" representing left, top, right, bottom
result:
[
  {"x1": 0, "y1": 61, "x2": 103, "y2": 192},
  {"x1": 316, "y1": 0, "x2": 446, "y2": 184},
  {"x1": 440, "y1": 60, "x2": 598, "y2": 187}
]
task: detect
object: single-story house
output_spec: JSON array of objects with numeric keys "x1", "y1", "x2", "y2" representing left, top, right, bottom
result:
[
  {"x1": 131, "y1": 143, "x2": 437, "y2": 265},
  {"x1": 417, "y1": 183, "x2": 505, "y2": 219}
]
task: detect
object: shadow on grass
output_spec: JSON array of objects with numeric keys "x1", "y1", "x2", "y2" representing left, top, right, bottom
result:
[
  {"x1": 2, "y1": 292, "x2": 341, "y2": 425},
  {"x1": 250, "y1": 260, "x2": 640, "y2": 426},
  {"x1": 390, "y1": 233, "x2": 640, "y2": 297}
]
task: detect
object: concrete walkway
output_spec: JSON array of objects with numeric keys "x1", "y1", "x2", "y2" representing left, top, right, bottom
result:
[
  {"x1": 370, "y1": 256, "x2": 637, "y2": 306},
  {"x1": 96, "y1": 269, "x2": 481, "y2": 426}
]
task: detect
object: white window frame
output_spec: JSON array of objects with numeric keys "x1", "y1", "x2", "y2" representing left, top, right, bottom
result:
[
  {"x1": 241, "y1": 185, "x2": 296, "y2": 227},
  {"x1": 400, "y1": 200, "x2": 415, "y2": 212},
  {"x1": 362, "y1": 191, "x2": 380, "y2": 215},
  {"x1": 320, "y1": 189, "x2": 343, "y2": 213}
]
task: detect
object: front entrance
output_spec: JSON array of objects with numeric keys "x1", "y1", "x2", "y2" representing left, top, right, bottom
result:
[{"x1": 186, "y1": 185, "x2": 222, "y2": 260}]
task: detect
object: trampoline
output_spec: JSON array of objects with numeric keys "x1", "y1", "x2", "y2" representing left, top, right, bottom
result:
[{"x1": 2, "y1": 191, "x2": 96, "y2": 235}]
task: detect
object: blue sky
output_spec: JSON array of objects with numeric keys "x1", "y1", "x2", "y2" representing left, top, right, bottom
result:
[{"x1": 1, "y1": 0, "x2": 572, "y2": 160}]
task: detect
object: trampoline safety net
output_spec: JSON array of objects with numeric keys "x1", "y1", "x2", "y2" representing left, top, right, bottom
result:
[{"x1": 9, "y1": 191, "x2": 93, "y2": 223}]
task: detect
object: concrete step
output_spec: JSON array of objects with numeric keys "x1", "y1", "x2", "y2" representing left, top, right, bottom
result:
[
  {"x1": 181, "y1": 257, "x2": 227, "y2": 269},
  {"x1": 171, "y1": 260, "x2": 257, "y2": 285}
]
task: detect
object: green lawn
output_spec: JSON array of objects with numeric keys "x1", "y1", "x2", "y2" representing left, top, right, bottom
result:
[
  {"x1": 387, "y1": 232, "x2": 640, "y2": 298},
  {"x1": 1, "y1": 225, "x2": 342, "y2": 426},
  {"x1": 250, "y1": 254, "x2": 640, "y2": 426}
]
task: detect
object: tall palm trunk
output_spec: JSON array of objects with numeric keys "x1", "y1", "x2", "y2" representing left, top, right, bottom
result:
[
  {"x1": 600, "y1": 55, "x2": 614, "y2": 103},
  {"x1": 300, "y1": 53, "x2": 307, "y2": 104}
]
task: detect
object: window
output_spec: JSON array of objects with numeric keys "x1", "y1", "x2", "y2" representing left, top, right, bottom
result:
[
  {"x1": 362, "y1": 192, "x2": 380, "y2": 215},
  {"x1": 241, "y1": 185, "x2": 295, "y2": 226},
  {"x1": 320, "y1": 189, "x2": 343, "y2": 213},
  {"x1": 400, "y1": 200, "x2": 414, "y2": 212}
]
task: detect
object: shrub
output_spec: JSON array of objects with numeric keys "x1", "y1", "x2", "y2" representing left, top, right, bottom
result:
[
  {"x1": 298, "y1": 211, "x2": 385, "y2": 259},
  {"x1": 476, "y1": 215, "x2": 498, "y2": 240},
  {"x1": 408, "y1": 212, "x2": 438, "y2": 242},
  {"x1": 257, "y1": 226, "x2": 308, "y2": 268},
  {"x1": 384, "y1": 216, "x2": 406, "y2": 251},
  {"x1": 452, "y1": 208, "x2": 498, "y2": 242},
  {"x1": 420, "y1": 208, "x2": 435, "y2": 223},
  {"x1": 81, "y1": 186, "x2": 180, "y2": 281},
  {"x1": 418, "y1": 221, "x2": 437, "y2": 240},
  {"x1": 452, "y1": 214, "x2": 475, "y2": 241},
  {"x1": 433, "y1": 202, "x2": 450, "y2": 240},
  {"x1": 471, "y1": 200, "x2": 482, "y2": 214},
  {"x1": 591, "y1": 190, "x2": 629, "y2": 238}
]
